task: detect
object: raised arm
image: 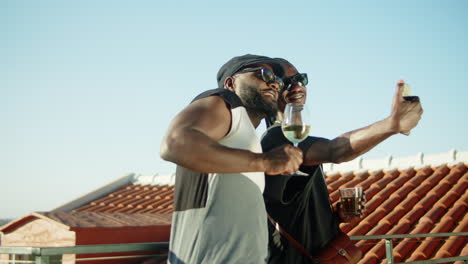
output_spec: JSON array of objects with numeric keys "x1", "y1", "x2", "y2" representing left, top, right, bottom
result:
[
  {"x1": 303, "y1": 80, "x2": 423, "y2": 165},
  {"x1": 160, "y1": 95, "x2": 303, "y2": 174}
]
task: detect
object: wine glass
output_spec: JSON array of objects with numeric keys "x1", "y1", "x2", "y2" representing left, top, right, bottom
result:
[{"x1": 281, "y1": 103, "x2": 311, "y2": 175}]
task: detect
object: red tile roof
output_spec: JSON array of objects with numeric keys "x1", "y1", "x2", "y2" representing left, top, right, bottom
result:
[
  {"x1": 43, "y1": 211, "x2": 172, "y2": 227},
  {"x1": 68, "y1": 152, "x2": 467, "y2": 263},
  {"x1": 74, "y1": 184, "x2": 175, "y2": 214},
  {"x1": 0, "y1": 211, "x2": 171, "y2": 232},
  {"x1": 335, "y1": 163, "x2": 467, "y2": 264}
]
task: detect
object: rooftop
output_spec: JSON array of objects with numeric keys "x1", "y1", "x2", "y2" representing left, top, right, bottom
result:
[{"x1": 53, "y1": 149, "x2": 467, "y2": 263}]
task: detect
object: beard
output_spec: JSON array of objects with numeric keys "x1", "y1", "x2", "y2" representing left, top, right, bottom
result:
[{"x1": 238, "y1": 84, "x2": 278, "y2": 119}]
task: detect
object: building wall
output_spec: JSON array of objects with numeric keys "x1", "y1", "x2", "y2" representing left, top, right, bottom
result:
[
  {"x1": 74, "y1": 226, "x2": 171, "y2": 264},
  {"x1": 1, "y1": 214, "x2": 171, "y2": 264},
  {"x1": 0, "y1": 218, "x2": 76, "y2": 263},
  {"x1": 1, "y1": 218, "x2": 75, "y2": 247},
  {"x1": 75, "y1": 226, "x2": 170, "y2": 244}
]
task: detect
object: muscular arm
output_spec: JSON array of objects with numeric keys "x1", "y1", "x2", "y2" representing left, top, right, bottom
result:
[
  {"x1": 303, "y1": 80, "x2": 423, "y2": 166},
  {"x1": 303, "y1": 118, "x2": 397, "y2": 165},
  {"x1": 160, "y1": 95, "x2": 303, "y2": 174}
]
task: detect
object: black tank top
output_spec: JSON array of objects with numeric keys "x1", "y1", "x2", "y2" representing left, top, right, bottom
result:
[{"x1": 262, "y1": 125, "x2": 340, "y2": 264}]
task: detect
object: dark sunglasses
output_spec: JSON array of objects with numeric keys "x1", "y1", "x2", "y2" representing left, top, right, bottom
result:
[
  {"x1": 283, "y1": 73, "x2": 308, "y2": 91},
  {"x1": 236, "y1": 67, "x2": 284, "y2": 90}
]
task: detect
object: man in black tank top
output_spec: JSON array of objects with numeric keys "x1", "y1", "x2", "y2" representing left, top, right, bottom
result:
[{"x1": 262, "y1": 58, "x2": 423, "y2": 263}]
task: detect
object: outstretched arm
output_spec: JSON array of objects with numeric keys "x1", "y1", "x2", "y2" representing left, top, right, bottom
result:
[
  {"x1": 160, "y1": 95, "x2": 303, "y2": 174},
  {"x1": 303, "y1": 80, "x2": 423, "y2": 165}
]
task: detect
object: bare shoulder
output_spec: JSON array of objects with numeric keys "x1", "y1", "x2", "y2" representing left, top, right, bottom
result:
[
  {"x1": 173, "y1": 95, "x2": 232, "y2": 141},
  {"x1": 186, "y1": 95, "x2": 230, "y2": 112}
]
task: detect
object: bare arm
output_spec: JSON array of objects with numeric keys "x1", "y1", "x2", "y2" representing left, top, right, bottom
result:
[
  {"x1": 160, "y1": 95, "x2": 303, "y2": 174},
  {"x1": 303, "y1": 80, "x2": 423, "y2": 165}
]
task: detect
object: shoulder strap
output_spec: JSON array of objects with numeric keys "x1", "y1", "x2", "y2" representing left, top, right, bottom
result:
[
  {"x1": 191, "y1": 88, "x2": 243, "y2": 109},
  {"x1": 267, "y1": 215, "x2": 319, "y2": 263}
]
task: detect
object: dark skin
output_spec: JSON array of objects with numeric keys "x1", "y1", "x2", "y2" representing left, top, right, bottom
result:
[
  {"x1": 278, "y1": 62, "x2": 423, "y2": 165},
  {"x1": 276, "y1": 61, "x2": 424, "y2": 221},
  {"x1": 160, "y1": 64, "x2": 303, "y2": 175}
]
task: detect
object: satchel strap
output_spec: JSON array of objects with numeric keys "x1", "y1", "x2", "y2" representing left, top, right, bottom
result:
[
  {"x1": 267, "y1": 215, "x2": 319, "y2": 263},
  {"x1": 268, "y1": 215, "x2": 356, "y2": 263}
]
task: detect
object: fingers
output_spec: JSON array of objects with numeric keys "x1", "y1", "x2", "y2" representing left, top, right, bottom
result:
[
  {"x1": 391, "y1": 80, "x2": 405, "y2": 114},
  {"x1": 358, "y1": 202, "x2": 366, "y2": 215},
  {"x1": 396, "y1": 80, "x2": 405, "y2": 98},
  {"x1": 281, "y1": 145, "x2": 303, "y2": 174},
  {"x1": 391, "y1": 79, "x2": 423, "y2": 134},
  {"x1": 399, "y1": 98, "x2": 424, "y2": 134},
  {"x1": 358, "y1": 192, "x2": 366, "y2": 217},
  {"x1": 336, "y1": 202, "x2": 353, "y2": 222},
  {"x1": 264, "y1": 144, "x2": 303, "y2": 175},
  {"x1": 285, "y1": 144, "x2": 303, "y2": 162}
]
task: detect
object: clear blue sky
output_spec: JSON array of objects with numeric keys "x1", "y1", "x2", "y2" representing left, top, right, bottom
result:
[{"x1": 1, "y1": 1, "x2": 467, "y2": 218}]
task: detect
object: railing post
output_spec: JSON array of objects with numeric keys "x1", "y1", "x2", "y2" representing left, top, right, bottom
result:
[
  {"x1": 34, "y1": 255, "x2": 50, "y2": 264},
  {"x1": 32, "y1": 248, "x2": 50, "y2": 264},
  {"x1": 385, "y1": 239, "x2": 394, "y2": 264}
]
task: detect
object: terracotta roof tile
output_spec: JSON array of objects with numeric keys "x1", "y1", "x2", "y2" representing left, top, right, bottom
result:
[
  {"x1": 40, "y1": 211, "x2": 171, "y2": 227},
  {"x1": 327, "y1": 172, "x2": 355, "y2": 193},
  {"x1": 361, "y1": 239, "x2": 391, "y2": 264},
  {"x1": 343, "y1": 162, "x2": 467, "y2": 262},
  {"x1": 390, "y1": 164, "x2": 467, "y2": 262},
  {"x1": 342, "y1": 171, "x2": 370, "y2": 189},
  {"x1": 366, "y1": 170, "x2": 400, "y2": 196},
  {"x1": 74, "y1": 184, "x2": 175, "y2": 214},
  {"x1": 361, "y1": 170, "x2": 385, "y2": 188},
  {"x1": 434, "y1": 220, "x2": 468, "y2": 259},
  {"x1": 391, "y1": 239, "x2": 419, "y2": 263},
  {"x1": 403, "y1": 167, "x2": 434, "y2": 191},
  {"x1": 359, "y1": 250, "x2": 381, "y2": 264},
  {"x1": 456, "y1": 242, "x2": 468, "y2": 264}
]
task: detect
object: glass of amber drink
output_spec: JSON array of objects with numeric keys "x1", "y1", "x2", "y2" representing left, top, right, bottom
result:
[{"x1": 339, "y1": 187, "x2": 363, "y2": 215}]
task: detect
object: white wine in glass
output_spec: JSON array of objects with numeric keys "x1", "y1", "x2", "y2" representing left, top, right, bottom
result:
[
  {"x1": 281, "y1": 103, "x2": 311, "y2": 175},
  {"x1": 282, "y1": 124, "x2": 311, "y2": 145}
]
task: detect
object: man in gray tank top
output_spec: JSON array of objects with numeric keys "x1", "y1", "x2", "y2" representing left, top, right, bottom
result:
[{"x1": 160, "y1": 54, "x2": 304, "y2": 263}]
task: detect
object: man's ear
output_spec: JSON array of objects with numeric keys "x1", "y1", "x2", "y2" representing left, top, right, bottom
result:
[{"x1": 224, "y1": 76, "x2": 236, "y2": 92}]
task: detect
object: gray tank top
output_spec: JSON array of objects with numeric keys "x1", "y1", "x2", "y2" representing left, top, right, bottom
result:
[{"x1": 168, "y1": 89, "x2": 268, "y2": 264}]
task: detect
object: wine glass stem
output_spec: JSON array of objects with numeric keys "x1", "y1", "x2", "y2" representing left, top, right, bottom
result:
[{"x1": 292, "y1": 142, "x2": 301, "y2": 175}]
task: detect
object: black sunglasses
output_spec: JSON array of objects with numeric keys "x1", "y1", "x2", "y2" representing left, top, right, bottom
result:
[
  {"x1": 236, "y1": 67, "x2": 284, "y2": 90},
  {"x1": 283, "y1": 73, "x2": 308, "y2": 91}
]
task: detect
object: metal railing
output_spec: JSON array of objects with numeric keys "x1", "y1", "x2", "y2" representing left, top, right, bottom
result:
[
  {"x1": 350, "y1": 232, "x2": 468, "y2": 264},
  {"x1": 0, "y1": 242, "x2": 169, "y2": 264},
  {"x1": 0, "y1": 233, "x2": 467, "y2": 264}
]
